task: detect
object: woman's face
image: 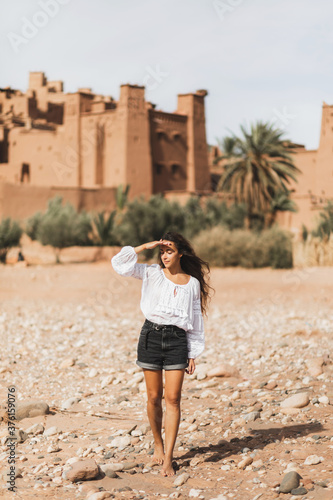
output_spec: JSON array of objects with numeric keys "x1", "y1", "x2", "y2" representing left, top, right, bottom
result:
[{"x1": 160, "y1": 240, "x2": 182, "y2": 268}]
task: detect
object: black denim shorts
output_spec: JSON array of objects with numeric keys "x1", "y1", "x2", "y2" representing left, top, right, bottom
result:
[{"x1": 136, "y1": 318, "x2": 189, "y2": 371}]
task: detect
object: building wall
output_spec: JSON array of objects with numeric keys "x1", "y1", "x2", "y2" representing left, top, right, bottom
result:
[
  {"x1": 149, "y1": 110, "x2": 188, "y2": 192},
  {"x1": 0, "y1": 71, "x2": 210, "y2": 220},
  {"x1": 0, "y1": 182, "x2": 117, "y2": 220}
]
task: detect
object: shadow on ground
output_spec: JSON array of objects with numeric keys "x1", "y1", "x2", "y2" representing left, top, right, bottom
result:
[{"x1": 178, "y1": 422, "x2": 324, "y2": 466}]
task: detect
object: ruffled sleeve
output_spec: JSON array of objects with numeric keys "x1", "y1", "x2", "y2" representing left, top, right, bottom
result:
[
  {"x1": 187, "y1": 281, "x2": 205, "y2": 359},
  {"x1": 111, "y1": 246, "x2": 148, "y2": 280}
]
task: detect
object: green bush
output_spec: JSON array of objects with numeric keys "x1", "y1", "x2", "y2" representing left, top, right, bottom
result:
[
  {"x1": 312, "y1": 201, "x2": 333, "y2": 239},
  {"x1": 192, "y1": 225, "x2": 293, "y2": 269},
  {"x1": 183, "y1": 197, "x2": 207, "y2": 239},
  {"x1": 0, "y1": 218, "x2": 23, "y2": 263},
  {"x1": 36, "y1": 196, "x2": 92, "y2": 262},
  {"x1": 116, "y1": 194, "x2": 185, "y2": 257},
  {"x1": 92, "y1": 210, "x2": 119, "y2": 246},
  {"x1": 222, "y1": 202, "x2": 247, "y2": 230},
  {"x1": 25, "y1": 211, "x2": 43, "y2": 240},
  {"x1": 259, "y1": 227, "x2": 293, "y2": 269}
]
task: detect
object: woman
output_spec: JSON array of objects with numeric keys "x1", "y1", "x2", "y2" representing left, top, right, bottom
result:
[{"x1": 111, "y1": 231, "x2": 213, "y2": 477}]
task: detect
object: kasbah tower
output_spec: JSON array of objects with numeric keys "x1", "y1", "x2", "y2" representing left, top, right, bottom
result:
[
  {"x1": 0, "y1": 71, "x2": 332, "y2": 233},
  {"x1": 0, "y1": 71, "x2": 211, "y2": 219}
]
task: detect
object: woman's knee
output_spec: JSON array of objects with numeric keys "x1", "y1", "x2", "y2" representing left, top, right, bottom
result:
[
  {"x1": 164, "y1": 393, "x2": 181, "y2": 407},
  {"x1": 147, "y1": 393, "x2": 162, "y2": 406}
]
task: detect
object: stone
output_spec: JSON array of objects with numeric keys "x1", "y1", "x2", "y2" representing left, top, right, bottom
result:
[
  {"x1": 280, "y1": 393, "x2": 309, "y2": 409},
  {"x1": 15, "y1": 400, "x2": 49, "y2": 421},
  {"x1": 304, "y1": 455, "x2": 323, "y2": 465},
  {"x1": 238, "y1": 456, "x2": 253, "y2": 469},
  {"x1": 108, "y1": 435, "x2": 131, "y2": 450},
  {"x1": 173, "y1": 472, "x2": 190, "y2": 487},
  {"x1": 245, "y1": 411, "x2": 260, "y2": 422},
  {"x1": 207, "y1": 363, "x2": 240, "y2": 378},
  {"x1": 26, "y1": 423, "x2": 44, "y2": 435},
  {"x1": 62, "y1": 459, "x2": 100, "y2": 482},
  {"x1": 100, "y1": 466, "x2": 118, "y2": 478},
  {"x1": 44, "y1": 426, "x2": 61, "y2": 437},
  {"x1": 279, "y1": 408, "x2": 300, "y2": 415},
  {"x1": 13, "y1": 429, "x2": 29, "y2": 443},
  {"x1": 100, "y1": 461, "x2": 136, "y2": 473},
  {"x1": 278, "y1": 471, "x2": 302, "y2": 493},
  {"x1": 189, "y1": 489, "x2": 202, "y2": 497},
  {"x1": 307, "y1": 358, "x2": 324, "y2": 377},
  {"x1": 87, "y1": 492, "x2": 113, "y2": 500},
  {"x1": 59, "y1": 358, "x2": 76, "y2": 369},
  {"x1": 290, "y1": 487, "x2": 308, "y2": 495},
  {"x1": 61, "y1": 397, "x2": 80, "y2": 409},
  {"x1": 47, "y1": 442, "x2": 61, "y2": 453},
  {"x1": 318, "y1": 395, "x2": 329, "y2": 404}
]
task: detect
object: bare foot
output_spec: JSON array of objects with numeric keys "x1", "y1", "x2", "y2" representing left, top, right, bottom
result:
[
  {"x1": 161, "y1": 459, "x2": 175, "y2": 476},
  {"x1": 152, "y1": 444, "x2": 165, "y2": 465}
]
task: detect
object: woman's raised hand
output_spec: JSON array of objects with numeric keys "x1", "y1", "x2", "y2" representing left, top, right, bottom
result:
[{"x1": 145, "y1": 239, "x2": 171, "y2": 250}]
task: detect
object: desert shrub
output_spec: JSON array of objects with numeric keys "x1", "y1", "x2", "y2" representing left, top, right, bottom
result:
[
  {"x1": 116, "y1": 194, "x2": 185, "y2": 257},
  {"x1": 192, "y1": 225, "x2": 293, "y2": 269},
  {"x1": 36, "y1": 196, "x2": 92, "y2": 262},
  {"x1": 301, "y1": 223, "x2": 308, "y2": 242},
  {"x1": 259, "y1": 227, "x2": 293, "y2": 268},
  {"x1": 0, "y1": 217, "x2": 23, "y2": 263},
  {"x1": 92, "y1": 210, "x2": 119, "y2": 246},
  {"x1": 183, "y1": 197, "x2": 207, "y2": 238},
  {"x1": 312, "y1": 201, "x2": 333, "y2": 239},
  {"x1": 222, "y1": 203, "x2": 247, "y2": 230},
  {"x1": 25, "y1": 211, "x2": 43, "y2": 240}
]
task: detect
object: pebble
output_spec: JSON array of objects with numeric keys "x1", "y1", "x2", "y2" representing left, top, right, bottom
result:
[
  {"x1": 318, "y1": 395, "x2": 329, "y2": 404},
  {"x1": 26, "y1": 423, "x2": 45, "y2": 435},
  {"x1": 62, "y1": 459, "x2": 100, "y2": 482},
  {"x1": 61, "y1": 397, "x2": 81, "y2": 409},
  {"x1": 87, "y1": 492, "x2": 113, "y2": 500},
  {"x1": 173, "y1": 472, "x2": 190, "y2": 487},
  {"x1": 15, "y1": 400, "x2": 49, "y2": 420},
  {"x1": 304, "y1": 455, "x2": 323, "y2": 465},
  {"x1": 279, "y1": 471, "x2": 302, "y2": 493},
  {"x1": 290, "y1": 487, "x2": 308, "y2": 495},
  {"x1": 207, "y1": 363, "x2": 240, "y2": 378},
  {"x1": 280, "y1": 393, "x2": 309, "y2": 409},
  {"x1": 59, "y1": 358, "x2": 76, "y2": 369},
  {"x1": 238, "y1": 456, "x2": 253, "y2": 469},
  {"x1": 245, "y1": 411, "x2": 260, "y2": 422},
  {"x1": 108, "y1": 435, "x2": 131, "y2": 450},
  {"x1": 44, "y1": 426, "x2": 61, "y2": 437},
  {"x1": 13, "y1": 429, "x2": 29, "y2": 443},
  {"x1": 189, "y1": 489, "x2": 202, "y2": 498}
]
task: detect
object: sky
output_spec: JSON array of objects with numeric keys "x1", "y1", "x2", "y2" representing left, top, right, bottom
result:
[{"x1": 1, "y1": 0, "x2": 333, "y2": 150}]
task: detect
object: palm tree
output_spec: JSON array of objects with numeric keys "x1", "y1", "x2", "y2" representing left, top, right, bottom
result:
[
  {"x1": 266, "y1": 188, "x2": 298, "y2": 228},
  {"x1": 216, "y1": 121, "x2": 301, "y2": 227}
]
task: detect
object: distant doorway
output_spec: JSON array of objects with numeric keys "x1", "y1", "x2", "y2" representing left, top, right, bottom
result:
[{"x1": 21, "y1": 163, "x2": 30, "y2": 183}]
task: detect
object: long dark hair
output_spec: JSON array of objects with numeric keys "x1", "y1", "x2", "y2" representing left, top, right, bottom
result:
[{"x1": 158, "y1": 231, "x2": 214, "y2": 317}]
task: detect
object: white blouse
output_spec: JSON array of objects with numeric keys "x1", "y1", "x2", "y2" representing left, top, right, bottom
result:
[{"x1": 111, "y1": 246, "x2": 205, "y2": 359}]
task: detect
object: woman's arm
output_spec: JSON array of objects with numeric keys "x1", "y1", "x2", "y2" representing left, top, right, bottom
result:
[{"x1": 111, "y1": 240, "x2": 171, "y2": 279}]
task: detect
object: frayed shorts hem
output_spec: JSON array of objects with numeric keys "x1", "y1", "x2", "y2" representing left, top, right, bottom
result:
[{"x1": 136, "y1": 360, "x2": 188, "y2": 371}]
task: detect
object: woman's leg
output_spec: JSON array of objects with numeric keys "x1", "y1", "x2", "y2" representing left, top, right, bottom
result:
[
  {"x1": 162, "y1": 369, "x2": 185, "y2": 476},
  {"x1": 142, "y1": 368, "x2": 164, "y2": 464}
]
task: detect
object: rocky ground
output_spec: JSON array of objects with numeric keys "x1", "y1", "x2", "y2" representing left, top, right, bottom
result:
[{"x1": 0, "y1": 260, "x2": 332, "y2": 500}]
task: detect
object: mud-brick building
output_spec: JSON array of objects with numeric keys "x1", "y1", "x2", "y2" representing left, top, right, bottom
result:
[
  {"x1": 208, "y1": 102, "x2": 333, "y2": 233},
  {"x1": 0, "y1": 71, "x2": 211, "y2": 219}
]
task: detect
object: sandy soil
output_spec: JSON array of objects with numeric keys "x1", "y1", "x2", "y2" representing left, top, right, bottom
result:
[{"x1": 0, "y1": 261, "x2": 332, "y2": 500}]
